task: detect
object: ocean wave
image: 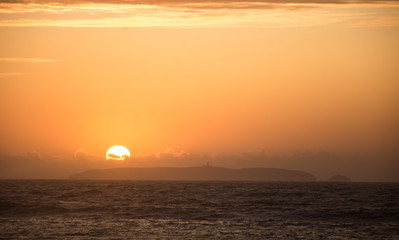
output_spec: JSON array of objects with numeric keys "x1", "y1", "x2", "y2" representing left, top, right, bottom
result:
[{"x1": 0, "y1": 180, "x2": 398, "y2": 239}]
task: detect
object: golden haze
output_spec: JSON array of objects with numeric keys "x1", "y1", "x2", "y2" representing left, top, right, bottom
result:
[{"x1": 0, "y1": 0, "x2": 398, "y2": 181}]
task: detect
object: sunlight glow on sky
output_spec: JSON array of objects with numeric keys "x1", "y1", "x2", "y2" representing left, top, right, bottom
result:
[{"x1": 0, "y1": 0, "x2": 398, "y2": 180}]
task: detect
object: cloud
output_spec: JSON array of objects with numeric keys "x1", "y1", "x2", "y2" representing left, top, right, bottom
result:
[
  {"x1": 350, "y1": 16, "x2": 399, "y2": 27},
  {"x1": 1, "y1": 1, "x2": 398, "y2": 14},
  {"x1": 1, "y1": 0, "x2": 398, "y2": 14},
  {"x1": 2, "y1": 0, "x2": 399, "y2": 6},
  {"x1": 0, "y1": 72, "x2": 27, "y2": 78},
  {"x1": 74, "y1": 148, "x2": 105, "y2": 161},
  {"x1": 0, "y1": 58, "x2": 57, "y2": 79},
  {"x1": 0, "y1": 58, "x2": 58, "y2": 63},
  {"x1": 106, "y1": 153, "x2": 120, "y2": 158},
  {"x1": 134, "y1": 148, "x2": 187, "y2": 161},
  {"x1": 0, "y1": 0, "x2": 398, "y2": 28},
  {"x1": 26, "y1": 151, "x2": 41, "y2": 159},
  {"x1": 0, "y1": 149, "x2": 398, "y2": 181},
  {"x1": 74, "y1": 148, "x2": 89, "y2": 160},
  {"x1": 160, "y1": 147, "x2": 186, "y2": 157}
]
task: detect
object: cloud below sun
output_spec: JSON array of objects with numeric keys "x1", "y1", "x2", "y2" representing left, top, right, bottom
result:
[
  {"x1": 1, "y1": 147, "x2": 398, "y2": 181},
  {"x1": 1, "y1": 0, "x2": 399, "y2": 28}
]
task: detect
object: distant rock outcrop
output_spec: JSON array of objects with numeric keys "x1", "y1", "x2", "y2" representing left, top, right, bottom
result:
[
  {"x1": 69, "y1": 166, "x2": 316, "y2": 182},
  {"x1": 328, "y1": 175, "x2": 351, "y2": 182}
]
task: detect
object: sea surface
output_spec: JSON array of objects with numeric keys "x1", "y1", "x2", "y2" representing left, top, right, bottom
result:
[{"x1": 0, "y1": 180, "x2": 398, "y2": 239}]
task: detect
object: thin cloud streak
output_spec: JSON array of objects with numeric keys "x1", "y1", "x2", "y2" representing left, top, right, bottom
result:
[
  {"x1": 1, "y1": 1, "x2": 399, "y2": 13},
  {"x1": 1, "y1": 5, "x2": 398, "y2": 28},
  {"x1": 350, "y1": 15, "x2": 399, "y2": 27},
  {"x1": 0, "y1": 1, "x2": 398, "y2": 27},
  {"x1": 0, "y1": 57, "x2": 58, "y2": 63},
  {"x1": 0, "y1": 72, "x2": 27, "y2": 78},
  {"x1": 2, "y1": 0, "x2": 399, "y2": 5}
]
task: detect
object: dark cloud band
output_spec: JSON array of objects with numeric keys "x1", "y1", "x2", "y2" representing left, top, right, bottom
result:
[{"x1": 1, "y1": 0, "x2": 399, "y2": 4}]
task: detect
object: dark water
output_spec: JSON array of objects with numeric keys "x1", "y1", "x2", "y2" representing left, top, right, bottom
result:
[{"x1": 0, "y1": 180, "x2": 398, "y2": 239}]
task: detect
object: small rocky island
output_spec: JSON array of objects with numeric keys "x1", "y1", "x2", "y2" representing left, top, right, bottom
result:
[
  {"x1": 328, "y1": 174, "x2": 351, "y2": 182},
  {"x1": 69, "y1": 166, "x2": 316, "y2": 182}
]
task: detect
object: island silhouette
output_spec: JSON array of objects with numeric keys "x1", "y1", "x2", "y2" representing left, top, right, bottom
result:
[{"x1": 69, "y1": 166, "x2": 316, "y2": 181}]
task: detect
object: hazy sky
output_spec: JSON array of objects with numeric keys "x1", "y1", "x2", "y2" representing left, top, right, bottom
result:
[{"x1": 1, "y1": 0, "x2": 398, "y2": 180}]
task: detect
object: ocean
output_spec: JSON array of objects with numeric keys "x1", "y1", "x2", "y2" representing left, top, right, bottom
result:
[{"x1": 0, "y1": 180, "x2": 398, "y2": 239}]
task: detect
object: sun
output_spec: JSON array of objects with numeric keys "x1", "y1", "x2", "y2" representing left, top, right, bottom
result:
[{"x1": 106, "y1": 145, "x2": 130, "y2": 161}]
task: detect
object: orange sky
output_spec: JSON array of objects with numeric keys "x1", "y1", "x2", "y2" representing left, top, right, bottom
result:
[{"x1": 0, "y1": 0, "x2": 398, "y2": 180}]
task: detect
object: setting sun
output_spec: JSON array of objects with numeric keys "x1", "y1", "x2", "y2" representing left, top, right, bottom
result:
[
  {"x1": 1, "y1": 0, "x2": 399, "y2": 238},
  {"x1": 106, "y1": 146, "x2": 130, "y2": 161}
]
